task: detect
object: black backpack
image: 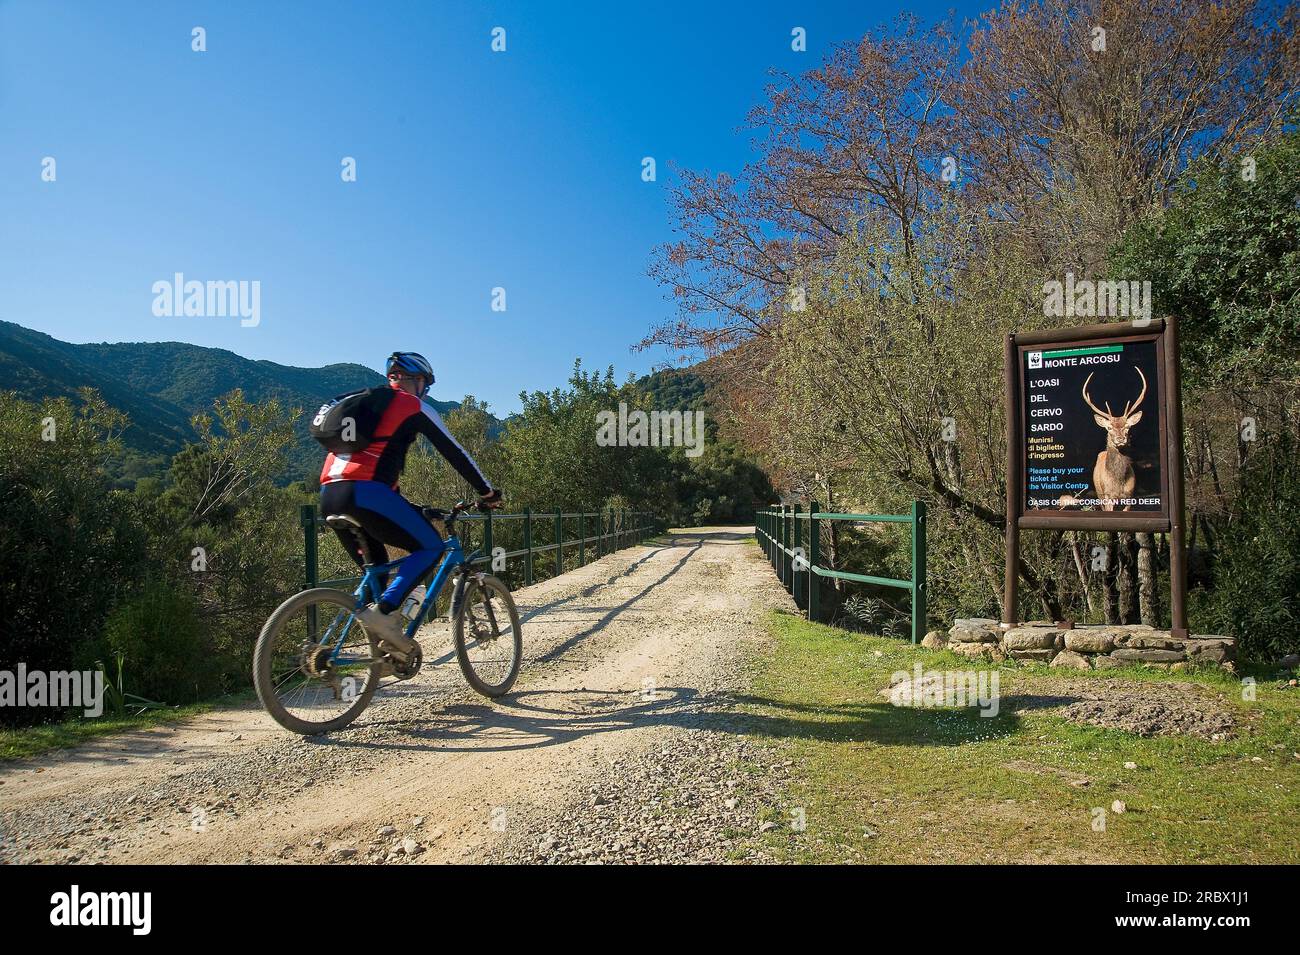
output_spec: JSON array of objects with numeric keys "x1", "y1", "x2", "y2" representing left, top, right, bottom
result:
[{"x1": 308, "y1": 387, "x2": 397, "y2": 453}]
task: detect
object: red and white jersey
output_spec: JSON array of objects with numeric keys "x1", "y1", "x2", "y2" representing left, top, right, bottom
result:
[{"x1": 320, "y1": 383, "x2": 491, "y2": 493}]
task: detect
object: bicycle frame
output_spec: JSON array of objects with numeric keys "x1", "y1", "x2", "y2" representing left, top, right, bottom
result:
[{"x1": 319, "y1": 529, "x2": 484, "y2": 664}]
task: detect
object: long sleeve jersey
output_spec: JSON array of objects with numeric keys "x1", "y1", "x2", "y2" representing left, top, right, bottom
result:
[{"x1": 319, "y1": 383, "x2": 491, "y2": 494}]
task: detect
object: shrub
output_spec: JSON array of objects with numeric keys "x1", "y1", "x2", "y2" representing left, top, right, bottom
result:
[
  {"x1": 91, "y1": 580, "x2": 220, "y2": 705},
  {"x1": 1190, "y1": 434, "x2": 1299, "y2": 661}
]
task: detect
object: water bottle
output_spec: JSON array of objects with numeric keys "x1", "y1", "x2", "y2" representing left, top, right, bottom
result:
[{"x1": 400, "y1": 585, "x2": 426, "y2": 621}]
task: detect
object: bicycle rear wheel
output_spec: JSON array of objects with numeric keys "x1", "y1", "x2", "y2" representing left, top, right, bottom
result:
[
  {"x1": 253, "y1": 588, "x2": 382, "y2": 735},
  {"x1": 452, "y1": 574, "x2": 522, "y2": 697}
]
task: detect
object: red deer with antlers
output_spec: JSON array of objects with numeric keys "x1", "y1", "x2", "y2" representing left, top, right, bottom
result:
[{"x1": 1081, "y1": 366, "x2": 1148, "y2": 511}]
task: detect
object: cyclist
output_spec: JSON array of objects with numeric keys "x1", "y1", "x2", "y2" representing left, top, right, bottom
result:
[{"x1": 319, "y1": 351, "x2": 501, "y2": 656}]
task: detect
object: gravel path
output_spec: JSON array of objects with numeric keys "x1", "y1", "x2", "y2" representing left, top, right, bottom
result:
[{"x1": 0, "y1": 527, "x2": 797, "y2": 864}]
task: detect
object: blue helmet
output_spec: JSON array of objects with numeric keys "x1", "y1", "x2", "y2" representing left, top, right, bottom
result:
[{"x1": 386, "y1": 351, "x2": 434, "y2": 396}]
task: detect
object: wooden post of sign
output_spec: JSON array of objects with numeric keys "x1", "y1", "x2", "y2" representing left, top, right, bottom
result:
[
  {"x1": 1165, "y1": 316, "x2": 1189, "y2": 638},
  {"x1": 1002, "y1": 332, "x2": 1021, "y2": 628}
]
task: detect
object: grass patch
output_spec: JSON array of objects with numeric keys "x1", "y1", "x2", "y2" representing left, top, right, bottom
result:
[
  {"x1": 0, "y1": 689, "x2": 256, "y2": 763},
  {"x1": 739, "y1": 610, "x2": 1300, "y2": 864}
]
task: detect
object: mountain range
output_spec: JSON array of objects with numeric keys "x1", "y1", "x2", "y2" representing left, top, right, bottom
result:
[{"x1": 0, "y1": 320, "x2": 469, "y2": 484}]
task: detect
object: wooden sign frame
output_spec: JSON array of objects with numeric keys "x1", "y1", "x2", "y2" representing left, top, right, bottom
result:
[{"x1": 1002, "y1": 317, "x2": 1189, "y2": 638}]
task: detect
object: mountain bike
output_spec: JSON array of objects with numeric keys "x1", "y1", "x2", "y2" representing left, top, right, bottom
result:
[{"x1": 253, "y1": 499, "x2": 522, "y2": 735}]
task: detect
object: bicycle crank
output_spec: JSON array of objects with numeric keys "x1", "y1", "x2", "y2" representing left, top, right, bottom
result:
[{"x1": 380, "y1": 643, "x2": 422, "y2": 679}]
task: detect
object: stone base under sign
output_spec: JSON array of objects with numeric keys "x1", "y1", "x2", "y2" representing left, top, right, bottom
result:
[{"x1": 927, "y1": 619, "x2": 1235, "y2": 670}]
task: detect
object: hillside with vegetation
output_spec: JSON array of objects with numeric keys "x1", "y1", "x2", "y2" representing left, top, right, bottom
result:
[{"x1": 0, "y1": 320, "x2": 466, "y2": 484}]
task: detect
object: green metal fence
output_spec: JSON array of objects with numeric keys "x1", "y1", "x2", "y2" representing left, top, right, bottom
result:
[
  {"x1": 755, "y1": 501, "x2": 927, "y2": 643},
  {"x1": 301, "y1": 505, "x2": 661, "y2": 592}
]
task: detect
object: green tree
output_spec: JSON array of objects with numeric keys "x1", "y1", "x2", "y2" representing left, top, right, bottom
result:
[
  {"x1": 1110, "y1": 127, "x2": 1300, "y2": 387},
  {"x1": 0, "y1": 390, "x2": 149, "y2": 724},
  {"x1": 134, "y1": 390, "x2": 302, "y2": 694},
  {"x1": 498, "y1": 361, "x2": 678, "y2": 516}
]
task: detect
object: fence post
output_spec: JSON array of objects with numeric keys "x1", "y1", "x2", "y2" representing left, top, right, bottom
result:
[
  {"x1": 301, "y1": 504, "x2": 318, "y2": 589},
  {"x1": 786, "y1": 505, "x2": 795, "y2": 592},
  {"x1": 769, "y1": 508, "x2": 775, "y2": 569},
  {"x1": 809, "y1": 501, "x2": 820, "y2": 623},
  {"x1": 524, "y1": 507, "x2": 533, "y2": 586},
  {"x1": 301, "y1": 504, "x2": 319, "y2": 641},
  {"x1": 780, "y1": 505, "x2": 789, "y2": 591},
  {"x1": 774, "y1": 509, "x2": 785, "y2": 589},
  {"x1": 788, "y1": 506, "x2": 795, "y2": 593},
  {"x1": 772, "y1": 507, "x2": 778, "y2": 573},
  {"x1": 555, "y1": 510, "x2": 563, "y2": 576},
  {"x1": 793, "y1": 501, "x2": 804, "y2": 610},
  {"x1": 484, "y1": 509, "x2": 493, "y2": 569},
  {"x1": 911, "y1": 500, "x2": 927, "y2": 645},
  {"x1": 775, "y1": 507, "x2": 781, "y2": 576},
  {"x1": 579, "y1": 512, "x2": 586, "y2": 565}
]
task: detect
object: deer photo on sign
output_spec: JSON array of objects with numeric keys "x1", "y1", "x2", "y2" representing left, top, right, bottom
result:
[
  {"x1": 1017, "y1": 331, "x2": 1167, "y2": 521},
  {"x1": 1081, "y1": 366, "x2": 1148, "y2": 511}
]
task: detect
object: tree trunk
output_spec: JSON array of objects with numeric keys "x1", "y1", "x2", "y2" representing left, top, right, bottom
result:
[
  {"x1": 1118, "y1": 532, "x2": 1140, "y2": 624},
  {"x1": 1102, "y1": 530, "x2": 1120, "y2": 624},
  {"x1": 1018, "y1": 559, "x2": 1063, "y2": 621},
  {"x1": 1070, "y1": 533, "x2": 1094, "y2": 616},
  {"x1": 1136, "y1": 531, "x2": 1160, "y2": 626},
  {"x1": 825, "y1": 477, "x2": 842, "y2": 600},
  {"x1": 1038, "y1": 572, "x2": 1063, "y2": 622}
]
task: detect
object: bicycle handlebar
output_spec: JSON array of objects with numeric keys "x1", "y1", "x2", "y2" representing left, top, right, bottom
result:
[{"x1": 424, "y1": 498, "x2": 494, "y2": 529}]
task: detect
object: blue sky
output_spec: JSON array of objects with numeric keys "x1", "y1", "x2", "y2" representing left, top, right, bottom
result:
[{"x1": 0, "y1": 0, "x2": 983, "y2": 413}]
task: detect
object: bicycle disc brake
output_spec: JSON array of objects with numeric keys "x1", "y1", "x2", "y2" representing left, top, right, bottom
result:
[{"x1": 466, "y1": 591, "x2": 500, "y2": 643}]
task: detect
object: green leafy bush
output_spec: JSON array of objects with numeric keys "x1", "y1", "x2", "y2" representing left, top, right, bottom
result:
[
  {"x1": 0, "y1": 391, "x2": 150, "y2": 726},
  {"x1": 92, "y1": 580, "x2": 219, "y2": 706},
  {"x1": 1190, "y1": 435, "x2": 1300, "y2": 661}
]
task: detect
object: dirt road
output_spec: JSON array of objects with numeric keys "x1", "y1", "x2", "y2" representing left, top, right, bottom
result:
[{"x1": 0, "y1": 527, "x2": 796, "y2": 864}]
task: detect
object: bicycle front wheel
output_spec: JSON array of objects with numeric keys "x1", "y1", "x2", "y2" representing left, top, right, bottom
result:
[
  {"x1": 253, "y1": 588, "x2": 381, "y2": 735},
  {"x1": 453, "y1": 574, "x2": 522, "y2": 697}
]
